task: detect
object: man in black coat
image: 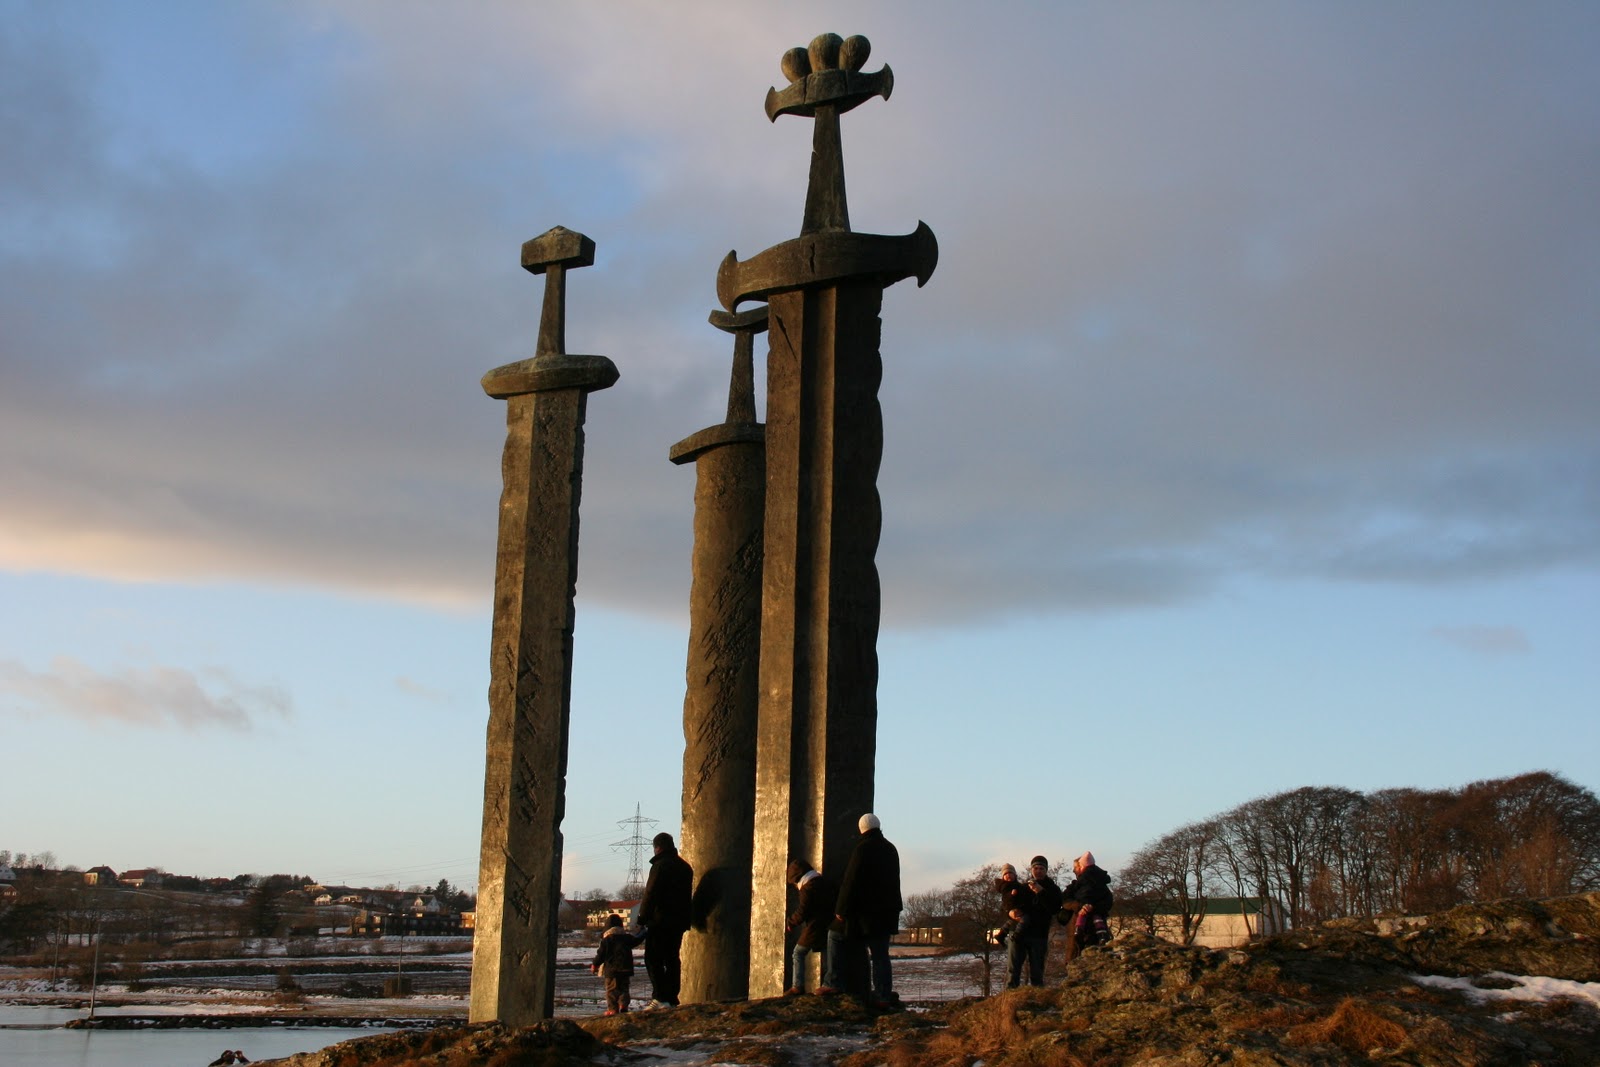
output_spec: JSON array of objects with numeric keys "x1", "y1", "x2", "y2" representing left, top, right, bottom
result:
[
  {"x1": 635, "y1": 832, "x2": 693, "y2": 1007},
  {"x1": 827, "y1": 813, "x2": 902, "y2": 1004},
  {"x1": 1006, "y1": 854, "x2": 1064, "y2": 988}
]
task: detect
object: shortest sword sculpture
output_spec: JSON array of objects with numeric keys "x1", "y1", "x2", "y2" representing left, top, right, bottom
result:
[{"x1": 670, "y1": 306, "x2": 768, "y2": 1003}]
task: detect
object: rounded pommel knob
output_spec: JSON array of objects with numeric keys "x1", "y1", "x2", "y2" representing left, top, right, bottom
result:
[
  {"x1": 780, "y1": 46, "x2": 810, "y2": 83},
  {"x1": 521, "y1": 225, "x2": 595, "y2": 275},
  {"x1": 839, "y1": 35, "x2": 870, "y2": 72},
  {"x1": 808, "y1": 33, "x2": 842, "y2": 73}
]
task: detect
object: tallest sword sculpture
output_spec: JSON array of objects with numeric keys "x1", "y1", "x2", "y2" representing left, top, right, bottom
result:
[{"x1": 717, "y1": 33, "x2": 936, "y2": 998}]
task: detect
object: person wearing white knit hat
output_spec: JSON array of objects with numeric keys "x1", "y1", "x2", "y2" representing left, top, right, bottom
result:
[{"x1": 826, "y1": 813, "x2": 901, "y2": 1005}]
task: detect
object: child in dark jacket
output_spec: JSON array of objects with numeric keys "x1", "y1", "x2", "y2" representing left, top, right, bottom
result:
[
  {"x1": 590, "y1": 914, "x2": 645, "y2": 1014},
  {"x1": 785, "y1": 859, "x2": 838, "y2": 994},
  {"x1": 992, "y1": 863, "x2": 1030, "y2": 947},
  {"x1": 1061, "y1": 851, "x2": 1114, "y2": 949}
]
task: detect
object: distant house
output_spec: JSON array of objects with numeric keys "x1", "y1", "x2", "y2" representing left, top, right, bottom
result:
[
  {"x1": 585, "y1": 901, "x2": 640, "y2": 928},
  {"x1": 120, "y1": 869, "x2": 164, "y2": 888},
  {"x1": 83, "y1": 866, "x2": 118, "y2": 886},
  {"x1": 1115, "y1": 896, "x2": 1288, "y2": 948},
  {"x1": 896, "y1": 918, "x2": 945, "y2": 945},
  {"x1": 0, "y1": 865, "x2": 15, "y2": 902},
  {"x1": 350, "y1": 895, "x2": 465, "y2": 937}
]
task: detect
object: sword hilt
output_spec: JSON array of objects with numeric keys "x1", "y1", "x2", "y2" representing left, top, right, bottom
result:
[{"x1": 521, "y1": 226, "x2": 595, "y2": 358}]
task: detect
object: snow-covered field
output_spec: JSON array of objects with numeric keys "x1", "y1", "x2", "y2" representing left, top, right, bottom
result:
[{"x1": 0, "y1": 945, "x2": 988, "y2": 1021}]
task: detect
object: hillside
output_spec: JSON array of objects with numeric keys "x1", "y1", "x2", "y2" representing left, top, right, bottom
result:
[{"x1": 262, "y1": 892, "x2": 1600, "y2": 1067}]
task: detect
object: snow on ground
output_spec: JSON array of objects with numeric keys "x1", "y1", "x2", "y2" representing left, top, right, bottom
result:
[
  {"x1": 1, "y1": 945, "x2": 990, "y2": 1026},
  {"x1": 1410, "y1": 972, "x2": 1600, "y2": 1010}
]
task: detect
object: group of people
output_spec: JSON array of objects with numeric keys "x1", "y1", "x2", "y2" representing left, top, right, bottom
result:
[
  {"x1": 994, "y1": 851, "x2": 1114, "y2": 988},
  {"x1": 785, "y1": 812, "x2": 903, "y2": 1007},
  {"x1": 591, "y1": 814, "x2": 904, "y2": 1013},
  {"x1": 588, "y1": 818, "x2": 1110, "y2": 1012}
]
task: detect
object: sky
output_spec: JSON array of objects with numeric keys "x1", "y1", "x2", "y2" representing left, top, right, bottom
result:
[{"x1": 2, "y1": 1, "x2": 1597, "y2": 900}]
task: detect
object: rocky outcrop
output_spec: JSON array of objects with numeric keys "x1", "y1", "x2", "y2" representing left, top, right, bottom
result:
[
  {"x1": 868, "y1": 892, "x2": 1600, "y2": 1066},
  {"x1": 259, "y1": 892, "x2": 1600, "y2": 1067}
]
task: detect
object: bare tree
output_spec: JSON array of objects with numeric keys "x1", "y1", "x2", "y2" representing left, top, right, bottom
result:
[
  {"x1": 1120, "y1": 820, "x2": 1216, "y2": 945},
  {"x1": 937, "y1": 865, "x2": 1011, "y2": 997}
]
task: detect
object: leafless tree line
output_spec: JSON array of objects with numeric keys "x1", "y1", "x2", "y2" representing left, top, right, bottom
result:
[{"x1": 1116, "y1": 771, "x2": 1600, "y2": 945}]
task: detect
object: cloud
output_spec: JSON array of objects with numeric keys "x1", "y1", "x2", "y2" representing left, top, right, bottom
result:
[
  {"x1": 1428, "y1": 625, "x2": 1532, "y2": 657},
  {"x1": 395, "y1": 676, "x2": 449, "y2": 703},
  {"x1": 0, "y1": 656, "x2": 292, "y2": 730},
  {"x1": 1, "y1": 3, "x2": 1597, "y2": 624}
]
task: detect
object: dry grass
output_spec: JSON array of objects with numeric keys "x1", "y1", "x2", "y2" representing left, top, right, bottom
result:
[
  {"x1": 962, "y1": 994, "x2": 1031, "y2": 1052},
  {"x1": 1230, "y1": 1004, "x2": 1318, "y2": 1031},
  {"x1": 848, "y1": 1029, "x2": 1094, "y2": 1067},
  {"x1": 844, "y1": 992, "x2": 1098, "y2": 1067},
  {"x1": 1284, "y1": 997, "x2": 1408, "y2": 1055}
]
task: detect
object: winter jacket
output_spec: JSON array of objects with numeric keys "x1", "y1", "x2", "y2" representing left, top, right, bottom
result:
[
  {"x1": 789, "y1": 870, "x2": 838, "y2": 949},
  {"x1": 1014, "y1": 875, "x2": 1064, "y2": 941},
  {"x1": 592, "y1": 925, "x2": 642, "y2": 977},
  {"x1": 834, "y1": 828, "x2": 902, "y2": 938},
  {"x1": 994, "y1": 873, "x2": 1030, "y2": 921},
  {"x1": 637, "y1": 846, "x2": 694, "y2": 933},
  {"x1": 1062, "y1": 864, "x2": 1114, "y2": 916}
]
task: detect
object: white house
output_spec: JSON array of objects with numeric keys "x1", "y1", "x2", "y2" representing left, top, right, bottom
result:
[{"x1": 1116, "y1": 896, "x2": 1288, "y2": 948}]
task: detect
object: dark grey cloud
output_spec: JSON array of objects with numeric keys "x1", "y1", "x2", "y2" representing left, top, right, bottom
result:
[{"x1": 2, "y1": 3, "x2": 1597, "y2": 625}]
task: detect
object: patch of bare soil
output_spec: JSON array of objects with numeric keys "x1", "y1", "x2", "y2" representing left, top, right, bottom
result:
[{"x1": 259, "y1": 892, "x2": 1600, "y2": 1067}]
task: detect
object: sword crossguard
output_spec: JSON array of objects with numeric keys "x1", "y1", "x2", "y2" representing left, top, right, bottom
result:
[{"x1": 668, "y1": 306, "x2": 768, "y2": 465}]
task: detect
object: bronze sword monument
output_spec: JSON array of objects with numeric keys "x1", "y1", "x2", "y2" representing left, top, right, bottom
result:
[
  {"x1": 470, "y1": 226, "x2": 618, "y2": 1025},
  {"x1": 715, "y1": 33, "x2": 936, "y2": 998},
  {"x1": 670, "y1": 307, "x2": 768, "y2": 1003}
]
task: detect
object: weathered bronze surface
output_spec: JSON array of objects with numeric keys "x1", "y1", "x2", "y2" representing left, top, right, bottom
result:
[
  {"x1": 470, "y1": 226, "x2": 617, "y2": 1025},
  {"x1": 736, "y1": 34, "x2": 936, "y2": 998},
  {"x1": 671, "y1": 307, "x2": 768, "y2": 1003}
]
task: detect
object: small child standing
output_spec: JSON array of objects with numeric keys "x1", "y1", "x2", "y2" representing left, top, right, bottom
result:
[{"x1": 590, "y1": 914, "x2": 645, "y2": 1015}]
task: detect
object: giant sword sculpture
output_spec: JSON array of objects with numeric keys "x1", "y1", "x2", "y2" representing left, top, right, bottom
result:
[
  {"x1": 470, "y1": 226, "x2": 618, "y2": 1025},
  {"x1": 722, "y1": 33, "x2": 936, "y2": 998}
]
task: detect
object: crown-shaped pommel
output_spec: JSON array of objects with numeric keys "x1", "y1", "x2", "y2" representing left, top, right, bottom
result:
[{"x1": 765, "y1": 33, "x2": 893, "y2": 122}]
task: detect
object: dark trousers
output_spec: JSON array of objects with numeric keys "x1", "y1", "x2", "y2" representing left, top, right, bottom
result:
[
  {"x1": 644, "y1": 926, "x2": 685, "y2": 1004},
  {"x1": 828, "y1": 930, "x2": 891, "y2": 1000},
  {"x1": 1007, "y1": 934, "x2": 1048, "y2": 987}
]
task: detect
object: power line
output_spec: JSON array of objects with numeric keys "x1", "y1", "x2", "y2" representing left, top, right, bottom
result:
[{"x1": 609, "y1": 802, "x2": 657, "y2": 899}]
